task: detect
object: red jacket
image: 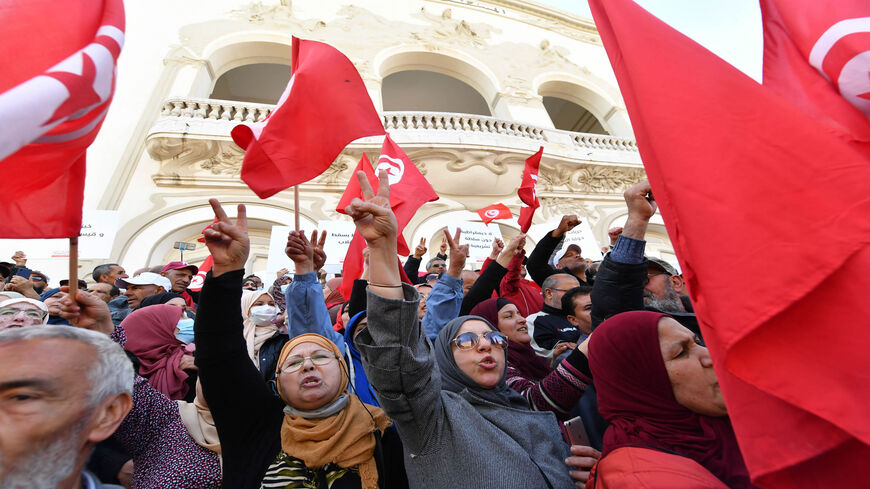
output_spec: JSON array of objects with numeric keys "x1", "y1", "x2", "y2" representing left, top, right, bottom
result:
[
  {"x1": 480, "y1": 251, "x2": 542, "y2": 317},
  {"x1": 587, "y1": 447, "x2": 728, "y2": 489}
]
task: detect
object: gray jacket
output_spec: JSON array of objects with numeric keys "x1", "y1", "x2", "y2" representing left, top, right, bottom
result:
[{"x1": 356, "y1": 285, "x2": 575, "y2": 489}]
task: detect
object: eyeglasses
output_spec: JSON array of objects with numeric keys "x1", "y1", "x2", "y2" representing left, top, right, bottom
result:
[
  {"x1": 0, "y1": 307, "x2": 46, "y2": 320},
  {"x1": 452, "y1": 331, "x2": 508, "y2": 350},
  {"x1": 644, "y1": 272, "x2": 667, "y2": 285},
  {"x1": 429, "y1": 263, "x2": 446, "y2": 268},
  {"x1": 279, "y1": 349, "x2": 339, "y2": 373}
]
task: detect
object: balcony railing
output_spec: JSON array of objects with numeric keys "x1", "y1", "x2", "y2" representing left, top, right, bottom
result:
[{"x1": 151, "y1": 97, "x2": 638, "y2": 156}]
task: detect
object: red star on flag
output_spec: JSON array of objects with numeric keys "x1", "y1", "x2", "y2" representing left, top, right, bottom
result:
[{"x1": 42, "y1": 52, "x2": 101, "y2": 125}]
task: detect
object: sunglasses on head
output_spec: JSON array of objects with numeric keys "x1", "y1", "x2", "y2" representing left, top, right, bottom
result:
[{"x1": 452, "y1": 331, "x2": 508, "y2": 350}]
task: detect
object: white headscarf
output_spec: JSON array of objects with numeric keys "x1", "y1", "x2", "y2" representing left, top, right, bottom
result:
[{"x1": 240, "y1": 290, "x2": 280, "y2": 367}]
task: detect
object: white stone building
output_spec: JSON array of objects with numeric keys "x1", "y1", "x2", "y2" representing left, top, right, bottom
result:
[{"x1": 10, "y1": 0, "x2": 678, "y2": 281}]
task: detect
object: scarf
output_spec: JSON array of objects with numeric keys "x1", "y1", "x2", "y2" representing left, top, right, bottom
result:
[
  {"x1": 39, "y1": 288, "x2": 70, "y2": 325},
  {"x1": 121, "y1": 304, "x2": 190, "y2": 400},
  {"x1": 434, "y1": 315, "x2": 529, "y2": 409},
  {"x1": 589, "y1": 311, "x2": 755, "y2": 489},
  {"x1": 177, "y1": 395, "x2": 221, "y2": 454},
  {"x1": 240, "y1": 290, "x2": 280, "y2": 366},
  {"x1": 275, "y1": 334, "x2": 391, "y2": 489},
  {"x1": 343, "y1": 311, "x2": 378, "y2": 406},
  {"x1": 470, "y1": 298, "x2": 551, "y2": 380}
]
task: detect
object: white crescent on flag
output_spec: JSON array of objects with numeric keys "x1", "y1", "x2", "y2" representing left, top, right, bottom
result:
[
  {"x1": 0, "y1": 6, "x2": 124, "y2": 161},
  {"x1": 808, "y1": 17, "x2": 870, "y2": 119},
  {"x1": 375, "y1": 155, "x2": 405, "y2": 185}
]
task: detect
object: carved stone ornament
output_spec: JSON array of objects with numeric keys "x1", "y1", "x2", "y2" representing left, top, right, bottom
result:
[
  {"x1": 406, "y1": 148, "x2": 517, "y2": 176},
  {"x1": 538, "y1": 163, "x2": 646, "y2": 193},
  {"x1": 315, "y1": 155, "x2": 352, "y2": 185},
  {"x1": 418, "y1": 6, "x2": 499, "y2": 48}
]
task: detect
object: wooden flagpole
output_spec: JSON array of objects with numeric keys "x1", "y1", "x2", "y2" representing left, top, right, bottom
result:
[
  {"x1": 294, "y1": 186, "x2": 301, "y2": 231},
  {"x1": 68, "y1": 236, "x2": 79, "y2": 324}
]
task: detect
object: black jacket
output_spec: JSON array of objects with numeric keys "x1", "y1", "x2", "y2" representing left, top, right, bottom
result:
[
  {"x1": 590, "y1": 254, "x2": 701, "y2": 339},
  {"x1": 526, "y1": 231, "x2": 591, "y2": 287}
]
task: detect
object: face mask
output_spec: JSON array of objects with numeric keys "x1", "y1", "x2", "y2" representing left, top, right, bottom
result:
[
  {"x1": 280, "y1": 283, "x2": 290, "y2": 294},
  {"x1": 249, "y1": 305, "x2": 278, "y2": 326},
  {"x1": 175, "y1": 317, "x2": 195, "y2": 344}
]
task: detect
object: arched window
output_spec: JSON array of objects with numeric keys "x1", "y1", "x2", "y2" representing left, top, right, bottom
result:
[
  {"x1": 542, "y1": 96, "x2": 607, "y2": 134},
  {"x1": 209, "y1": 63, "x2": 290, "y2": 105},
  {"x1": 382, "y1": 70, "x2": 491, "y2": 116}
]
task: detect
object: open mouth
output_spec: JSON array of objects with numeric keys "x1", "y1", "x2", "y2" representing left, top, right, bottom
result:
[
  {"x1": 479, "y1": 355, "x2": 497, "y2": 369},
  {"x1": 300, "y1": 376, "x2": 322, "y2": 388}
]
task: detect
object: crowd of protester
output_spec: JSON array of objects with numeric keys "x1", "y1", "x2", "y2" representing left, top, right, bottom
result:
[{"x1": 0, "y1": 175, "x2": 758, "y2": 489}]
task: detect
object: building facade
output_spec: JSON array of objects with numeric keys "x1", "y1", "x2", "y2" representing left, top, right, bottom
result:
[{"x1": 75, "y1": 0, "x2": 675, "y2": 278}]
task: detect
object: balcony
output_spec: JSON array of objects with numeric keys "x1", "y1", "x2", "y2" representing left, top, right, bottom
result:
[{"x1": 145, "y1": 97, "x2": 642, "y2": 195}]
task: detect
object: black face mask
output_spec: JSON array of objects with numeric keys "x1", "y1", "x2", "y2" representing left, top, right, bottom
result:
[{"x1": 33, "y1": 284, "x2": 46, "y2": 294}]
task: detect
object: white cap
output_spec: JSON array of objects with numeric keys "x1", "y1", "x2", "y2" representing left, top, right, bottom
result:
[{"x1": 115, "y1": 272, "x2": 171, "y2": 291}]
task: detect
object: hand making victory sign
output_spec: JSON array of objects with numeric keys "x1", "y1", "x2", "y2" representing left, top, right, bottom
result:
[{"x1": 203, "y1": 198, "x2": 250, "y2": 277}]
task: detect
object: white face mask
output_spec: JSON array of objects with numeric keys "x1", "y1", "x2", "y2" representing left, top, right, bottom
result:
[
  {"x1": 249, "y1": 304, "x2": 278, "y2": 326},
  {"x1": 280, "y1": 283, "x2": 290, "y2": 294}
]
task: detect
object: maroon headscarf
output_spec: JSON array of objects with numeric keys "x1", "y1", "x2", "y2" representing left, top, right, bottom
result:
[
  {"x1": 471, "y1": 298, "x2": 551, "y2": 381},
  {"x1": 324, "y1": 278, "x2": 345, "y2": 308},
  {"x1": 122, "y1": 304, "x2": 190, "y2": 400},
  {"x1": 589, "y1": 310, "x2": 755, "y2": 489}
]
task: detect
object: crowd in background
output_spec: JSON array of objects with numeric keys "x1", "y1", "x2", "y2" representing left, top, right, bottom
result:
[{"x1": 0, "y1": 175, "x2": 755, "y2": 489}]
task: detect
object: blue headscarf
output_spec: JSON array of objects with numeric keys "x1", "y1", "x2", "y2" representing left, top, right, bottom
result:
[
  {"x1": 39, "y1": 288, "x2": 70, "y2": 325},
  {"x1": 344, "y1": 310, "x2": 378, "y2": 406}
]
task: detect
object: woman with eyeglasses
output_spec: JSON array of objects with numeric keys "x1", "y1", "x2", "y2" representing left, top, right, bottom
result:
[
  {"x1": 0, "y1": 297, "x2": 49, "y2": 331},
  {"x1": 345, "y1": 170, "x2": 579, "y2": 489},
  {"x1": 192, "y1": 198, "x2": 400, "y2": 489}
]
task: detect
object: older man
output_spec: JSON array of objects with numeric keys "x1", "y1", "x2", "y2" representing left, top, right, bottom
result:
[
  {"x1": 93, "y1": 264, "x2": 131, "y2": 325},
  {"x1": 0, "y1": 326, "x2": 133, "y2": 488},
  {"x1": 88, "y1": 283, "x2": 120, "y2": 304},
  {"x1": 526, "y1": 272, "x2": 582, "y2": 360},
  {"x1": 526, "y1": 215, "x2": 592, "y2": 287},
  {"x1": 0, "y1": 298, "x2": 49, "y2": 332},
  {"x1": 115, "y1": 272, "x2": 171, "y2": 310},
  {"x1": 160, "y1": 261, "x2": 199, "y2": 308}
]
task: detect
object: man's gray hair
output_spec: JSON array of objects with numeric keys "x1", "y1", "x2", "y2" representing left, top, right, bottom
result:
[
  {"x1": 542, "y1": 272, "x2": 576, "y2": 292},
  {"x1": 91, "y1": 263, "x2": 118, "y2": 283},
  {"x1": 425, "y1": 257, "x2": 445, "y2": 268},
  {"x1": 0, "y1": 326, "x2": 133, "y2": 405}
]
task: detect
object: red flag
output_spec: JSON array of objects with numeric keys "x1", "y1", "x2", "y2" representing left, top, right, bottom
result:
[
  {"x1": 231, "y1": 37, "x2": 385, "y2": 199},
  {"x1": 336, "y1": 153, "x2": 377, "y2": 214},
  {"x1": 375, "y1": 134, "x2": 439, "y2": 255},
  {"x1": 0, "y1": 0, "x2": 125, "y2": 238},
  {"x1": 590, "y1": 0, "x2": 870, "y2": 486},
  {"x1": 188, "y1": 255, "x2": 213, "y2": 292},
  {"x1": 516, "y1": 147, "x2": 542, "y2": 233},
  {"x1": 477, "y1": 203, "x2": 512, "y2": 225},
  {"x1": 761, "y1": 0, "x2": 870, "y2": 148}
]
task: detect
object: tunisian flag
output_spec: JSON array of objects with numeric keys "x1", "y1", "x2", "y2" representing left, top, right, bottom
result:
[
  {"x1": 0, "y1": 0, "x2": 125, "y2": 238},
  {"x1": 337, "y1": 135, "x2": 437, "y2": 299},
  {"x1": 590, "y1": 0, "x2": 870, "y2": 487},
  {"x1": 231, "y1": 37, "x2": 385, "y2": 199},
  {"x1": 761, "y1": 0, "x2": 870, "y2": 150},
  {"x1": 477, "y1": 203, "x2": 512, "y2": 225},
  {"x1": 516, "y1": 147, "x2": 542, "y2": 233}
]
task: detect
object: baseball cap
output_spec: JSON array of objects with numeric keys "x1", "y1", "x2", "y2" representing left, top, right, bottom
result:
[
  {"x1": 115, "y1": 272, "x2": 172, "y2": 291},
  {"x1": 647, "y1": 257, "x2": 679, "y2": 276},
  {"x1": 161, "y1": 261, "x2": 199, "y2": 274}
]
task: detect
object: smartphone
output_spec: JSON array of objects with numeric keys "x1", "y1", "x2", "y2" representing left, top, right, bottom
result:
[
  {"x1": 13, "y1": 267, "x2": 32, "y2": 280},
  {"x1": 564, "y1": 416, "x2": 591, "y2": 447}
]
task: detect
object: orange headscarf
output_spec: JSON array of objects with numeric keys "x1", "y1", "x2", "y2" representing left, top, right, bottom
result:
[{"x1": 276, "y1": 334, "x2": 391, "y2": 489}]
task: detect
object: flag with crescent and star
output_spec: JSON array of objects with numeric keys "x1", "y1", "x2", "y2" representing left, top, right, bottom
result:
[{"x1": 0, "y1": 0, "x2": 125, "y2": 238}]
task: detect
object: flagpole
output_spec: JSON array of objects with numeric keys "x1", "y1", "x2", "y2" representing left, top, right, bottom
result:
[
  {"x1": 294, "y1": 186, "x2": 301, "y2": 230},
  {"x1": 68, "y1": 237, "x2": 79, "y2": 325}
]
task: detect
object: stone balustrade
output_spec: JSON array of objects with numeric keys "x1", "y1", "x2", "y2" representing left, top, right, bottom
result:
[{"x1": 153, "y1": 97, "x2": 638, "y2": 155}]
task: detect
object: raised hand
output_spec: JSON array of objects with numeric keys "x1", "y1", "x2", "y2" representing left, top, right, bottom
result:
[
  {"x1": 622, "y1": 179, "x2": 656, "y2": 240},
  {"x1": 345, "y1": 170, "x2": 397, "y2": 250},
  {"x1": 312, "y1": 230, "x2": 327, "y2": 271},
  {"x1": 59, "y1": 286, "x2": 114, "y2": 335},
  {"x1": 497, "y1": 233, "x2": 526, "y2": 268},
  {"x1": 553, "y1": 215, "x2": 581, "y2": 238},
  {"x1": 11, "y1": 251, "x2": 26, "y2": 266},
  {"x1": 607, "y1": 226, "x2": 624, "y2": 245},
  {"x1": 276, "y1": 268, "x2": 289, "y2": 278},
  {"x1": 203, "y1": 199, "x2": 249, "y2": 278},
  {"x1": 444, "y1": 228, "x2": 469, "y2": 278},
  {"x1": 413, "y1": 238, "x2": 427, "y2": 259},
  {"x1": 489, "y1": 237, "x2": 504, "y2": 260},
  {"x1": 439, "y1": 236, "x2": 448, "y2": 255},
  {"x1": 346, "y1": 170, "x2": 401, "y2": 297},
  {"x1": 285, "y1": 230, "x2": 315, "y2": 274}
]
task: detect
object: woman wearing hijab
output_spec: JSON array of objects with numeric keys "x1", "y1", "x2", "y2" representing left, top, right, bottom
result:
[
  {"x1": 112, "y1": 375, "x2": 222, "y2": 488},
  {"x1": 240, "y1": 289, "x2": 287, "y2": 379},
  {"x1": 470, "y1": 297, "x2": 590, "y2": 420},
  {"x1": 139, "y1": 292, "x2": 185, "y2": 308},
  {"x1": 40, "y1": 287, "x2": 71, "y2": 325},
  {"x1": 194, "y1": 198, "x2": 401, "y2": 489},
  {"x1": 587, "y1": 311, "x2": 756, "y2": 489},
  {"x1": 345, "y1": 172, "x2": 580, "y2": 489},
  {"x1": 122, "y1": 304, "x2": 198, "y2": 402}
]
